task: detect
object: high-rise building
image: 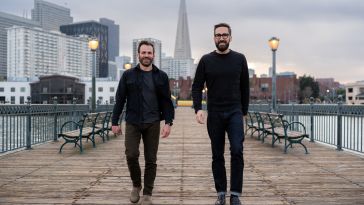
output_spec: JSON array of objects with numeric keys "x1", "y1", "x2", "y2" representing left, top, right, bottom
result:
[
  {"x1": 174, "y1": 0, "x2": 191, "y2": 59},
  {"x1": 60, "y1": 21, "x2": 108, "y2": 77},
  {"x1": 132, "y1": 38, "x2": 162, "y2": 69},
  {"x1": 31, "y1": 0, "x2": 73, "y2": 31},
  {"x1": 99, "y1": 18, "x2": 119, "y2": 62},
  {"x1": 0, "y1": 11, "x2": 40, "y2": 80},
  {"x1": 7, "y1": 26, "x2": 92, "y2": 80},
  {"x1": 172, "y1": 0, "x2": 194, "y2": 79}
]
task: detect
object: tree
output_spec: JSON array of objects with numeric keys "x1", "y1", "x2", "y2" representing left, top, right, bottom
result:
[{"x1": 298, "y1": 75, "x2": 319, "y2": 103}]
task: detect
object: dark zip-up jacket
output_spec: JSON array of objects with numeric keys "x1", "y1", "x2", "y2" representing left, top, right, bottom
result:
[{"x1": 112, "y1": 64, "x2": 174, "y2": 125}]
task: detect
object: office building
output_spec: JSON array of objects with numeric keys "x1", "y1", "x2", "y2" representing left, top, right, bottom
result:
[
  {"x1": 99, "y1": 18, "x2": 119, "y2": 62},
  {"x1": 172, "y1": 0, "x2": 194, "y2": 79},
  {"x1": 60, "y1": 21, "x2": 108, "y2": 77},
  {"x1": 31, "y1": 0, "x2": 73, "y2": 31},
  {"x1": 7, "y1": 26, "x2": 92, "y2": 80},
  {"x1": 0, "y1": 11, "x2": 40, "y2": 80}
]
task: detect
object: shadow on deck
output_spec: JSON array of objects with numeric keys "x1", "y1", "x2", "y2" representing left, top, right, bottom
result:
[{"x1": 0, "y1": 107, "x2": 363, "y2": 204}]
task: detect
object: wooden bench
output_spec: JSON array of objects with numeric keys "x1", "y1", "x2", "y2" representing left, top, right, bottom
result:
[
  {"x1": 250, "y1": 111, "x2": 309, "y2": 154},
  {"x1": 58, "y1": 112, "x2": 108, "y2": 153}
]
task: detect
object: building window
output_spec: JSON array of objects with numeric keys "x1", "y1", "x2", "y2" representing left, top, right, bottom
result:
[
  {"x1": 20, "y1": 87, "x2": 26, "y2": 92},
  {"x1": 0, "y1": 87, "x2": 4, "y2": 92},
  {"x1": 348, "y1": 88, "x2": 353, "y2": 93},
  {"x1": 98, "y1": 87, "x2": 103, "y2": 92},
  {"x1": 89, "y1": 87, "x2": 92, "y2": 92},
  {"x1": 20, "y1": 96, "x2": 25, "y2": 104},
  {"x1": 11, "y1": 87, "x2": 15, "y2": 92},
  {"x1": 110, "y1": 96, "x2": 115, "y2": 104},
  {"x1": 110, "y1": 87, "x2": 115, "y2": 92},
  {"x1": 261, "y1": 83, "x2": 269, "y2": 92},
  {"x1": 348, "y1": 97, "x2": 353, "y2": 100},
  {"x1": 67, "y1": 87, "x2": 72, "y2": 93},
  {"x1": 11, "y1": 96, "x2": 15, "y2": 104},
  {"x1": 43, "y1": 87, "x2": 48, "y2": 93}
]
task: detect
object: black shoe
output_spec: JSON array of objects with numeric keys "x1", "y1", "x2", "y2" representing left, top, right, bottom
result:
[
  {"x1": 214, "y1": 194, "x2": 226, "y2": 205},
  {"x1": 230, "y1": 195, "x2": 241, "y2": 205}
]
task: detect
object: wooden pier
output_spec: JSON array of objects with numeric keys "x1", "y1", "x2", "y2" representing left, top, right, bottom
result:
[{"x1": 0, "y1": 107, "x2": 363, "y2": 204}]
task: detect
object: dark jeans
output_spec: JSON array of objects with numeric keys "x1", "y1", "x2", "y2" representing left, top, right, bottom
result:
[
  {"x1": 207, "y1": 109, "x2": 244, "y2": 195},
  {"x1": 124, "y1": 122, "x2": 160, "y2": 196}
]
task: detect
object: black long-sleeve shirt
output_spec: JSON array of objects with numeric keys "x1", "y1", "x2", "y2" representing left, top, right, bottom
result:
[{"x1": 192, "y1": 50, "x2": 250, "y2": 115}]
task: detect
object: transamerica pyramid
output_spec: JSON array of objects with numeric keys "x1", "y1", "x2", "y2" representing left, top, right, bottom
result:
[{"x1": 174, "y1": 0, "x2": 192, "y2": 59}]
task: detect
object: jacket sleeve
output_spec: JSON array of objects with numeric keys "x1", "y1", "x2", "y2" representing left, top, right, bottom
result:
[
  {"x1": 112, "y1": 72, "x2": 127, "y2": 125},
  {"x1": 192, "y1": 57, "x2": 206, "y2": 113},
  {"x1": 161, "y1": 72, "x2": 175, "y2": 124},
  {"x1": 240, "y1": 55, "x2": 250, "y2": 115}
]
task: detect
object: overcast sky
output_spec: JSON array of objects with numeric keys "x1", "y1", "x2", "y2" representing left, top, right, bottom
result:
[{"x1": 2, "y1": 0, "x2": 364, "y2": 84}]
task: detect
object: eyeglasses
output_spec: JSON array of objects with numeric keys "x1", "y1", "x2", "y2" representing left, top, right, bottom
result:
[{"x1": 214, "y1": 33, "x2": 230, "y2": 39}]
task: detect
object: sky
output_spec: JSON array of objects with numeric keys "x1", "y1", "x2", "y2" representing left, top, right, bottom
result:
[{"x1": 2, "y1": 0, "x2": 364, "y2": 84}]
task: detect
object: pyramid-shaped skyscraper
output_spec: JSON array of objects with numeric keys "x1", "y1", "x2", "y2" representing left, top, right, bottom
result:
[
  {"x1": 174, "y1": 0, "x2": 192, "y2": 59},
  {"x1": 168, "y1": 0, "x2": 194, "y2": 79}
]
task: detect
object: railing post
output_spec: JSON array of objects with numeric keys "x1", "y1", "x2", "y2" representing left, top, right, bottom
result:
[
  {"x1": 337, "y1": 97, "x2": 343, "y2": 151},
  {"x1": 290, "y1": 103, "x2": 294, "y2": 124},
  {"x1": 310, "y1": 97, "x2": 314, "y2": 142},
  {"x1": 53, "y1": 97, "x2": 58, "y2": 141},
  {"x1": 26, "y1": 97, "x2": 32, "y2": 150}
]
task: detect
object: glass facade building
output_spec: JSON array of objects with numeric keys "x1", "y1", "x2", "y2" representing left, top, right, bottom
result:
[{"x1": 60, "y1": 21, "x2": 109, "y2": 78}]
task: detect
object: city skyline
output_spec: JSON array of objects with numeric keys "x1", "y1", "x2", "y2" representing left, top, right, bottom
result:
[{"x1": 2, "y1": 0, "x2": 363, "y2": 83}]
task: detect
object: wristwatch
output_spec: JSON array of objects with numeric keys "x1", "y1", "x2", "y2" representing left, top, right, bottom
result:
[{"x1": 166, "y1": 122, "x2": 173, "y2": 126}]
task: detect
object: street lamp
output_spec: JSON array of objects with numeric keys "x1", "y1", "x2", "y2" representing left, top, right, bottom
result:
[
  {"x1": 124, "y1": 63, "x2": 132, "y2": 70},
  {"x1": 88, "y1": 38, "x2": 99, "y2": 112},
  {"x1": 268, "y1": 37, "x2": 280, "y2": 112}
]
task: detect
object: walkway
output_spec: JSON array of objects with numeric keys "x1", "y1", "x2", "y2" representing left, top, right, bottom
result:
[{"x1": 0, "y1": 107, "x2": 363, "y2": 204}]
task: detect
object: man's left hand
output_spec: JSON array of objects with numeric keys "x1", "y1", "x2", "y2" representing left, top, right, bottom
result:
[{"x1": 161, "y1": 124, "x2": 171, "y2": 138}]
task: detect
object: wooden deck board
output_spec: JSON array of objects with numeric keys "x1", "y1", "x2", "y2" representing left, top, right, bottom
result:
[{"x1": 1, "y1": 107, "x2": 364, "y2": 204}]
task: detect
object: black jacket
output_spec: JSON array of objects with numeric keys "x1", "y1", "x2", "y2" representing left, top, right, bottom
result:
[{"x1": 112, "y1": 64, "x2": 175, "y2": 125}]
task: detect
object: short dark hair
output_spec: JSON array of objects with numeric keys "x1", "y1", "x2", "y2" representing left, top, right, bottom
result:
[
  {"x1": 214, "y1": 23, "x2": 231, "y2": 35},
  {"x1": 137, "y1": 40, "x2": 155, "y2": 54}
]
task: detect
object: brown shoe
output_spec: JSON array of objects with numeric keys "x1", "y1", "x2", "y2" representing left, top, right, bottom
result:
[
  {"x1": 130, "y1": 186, "x2": 142, "y2": 203},
  {"x1": 140, "y1": 195, "x2": 152, "y2": 205}
]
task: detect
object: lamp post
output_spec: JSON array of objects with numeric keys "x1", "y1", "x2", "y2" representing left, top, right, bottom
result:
[
  {"x1": 88, "y1": 38, "x2": 99, "y2": 112},
  {"x1": 268, "y1": 37, "x2": 280, "y2": 112}
]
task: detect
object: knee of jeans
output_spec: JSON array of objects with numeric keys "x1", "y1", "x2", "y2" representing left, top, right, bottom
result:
[
  {"x1": 125, "y1": 149, "x2": 140, "y2": 161},
  {"x1": 230, "y1": 144, "x2": 243, "y2": 156}
]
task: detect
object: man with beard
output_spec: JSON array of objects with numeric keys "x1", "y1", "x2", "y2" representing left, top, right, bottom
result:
[
  {"x1": 112, "y1": 40, "x2": 174, "y2": 205},
  {"x1": 192, "y1": 23, "x2": 249, "y2": 205}
]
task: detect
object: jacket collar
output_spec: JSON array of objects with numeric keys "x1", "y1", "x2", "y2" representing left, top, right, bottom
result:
[{"x1": 135, "y1": 64, "x2": 159, "y2": 72}]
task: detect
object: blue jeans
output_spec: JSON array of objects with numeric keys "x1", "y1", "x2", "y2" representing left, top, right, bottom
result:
[{"x1": 207, "y1": 109, "x2": 244, "y2": 195}]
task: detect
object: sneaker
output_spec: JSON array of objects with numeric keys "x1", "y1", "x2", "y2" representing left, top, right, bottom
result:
[
  {"x1": 130, "y1": 186, "x2": 142, "y2": 203},
  {"x1": 230, "y1": 195, "x2": 242, "y2": 205},
  {"x1": 140, "y1": 195, "x2": 152, "y2": 205},
  {"x1": 214, "y1": 194, "x2": 226, "y2": 205}
]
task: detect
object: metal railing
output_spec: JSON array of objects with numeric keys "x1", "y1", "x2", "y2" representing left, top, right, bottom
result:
[
  {"x1": 249, "y1": 102, "x2": 364, "y2": 154},
  {"x1": 0, "y1": 98, "x2": 114, "y2": 153}
]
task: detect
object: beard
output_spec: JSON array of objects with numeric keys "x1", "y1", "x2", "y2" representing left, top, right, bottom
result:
[
  {"x1": 139, "y1": 57, "x2": 153, "y2": 67},
  {"x1": 215, "y1": 40, "x2": 230, "y2": 52}
]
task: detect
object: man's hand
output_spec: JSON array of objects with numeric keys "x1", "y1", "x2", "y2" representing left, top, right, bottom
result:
[
  {"x1": 196, "y1": 110, "x2": 206, "y2": 124},
  {"x1": 243, "y1": 115, "x2": 247, "y2": 131},
  {"x1": 112, "y1": 125, "x2": 122, "y2": 135},
  {"x1": 161, "y1": 124, "x2": 171, "y2": 138}
]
